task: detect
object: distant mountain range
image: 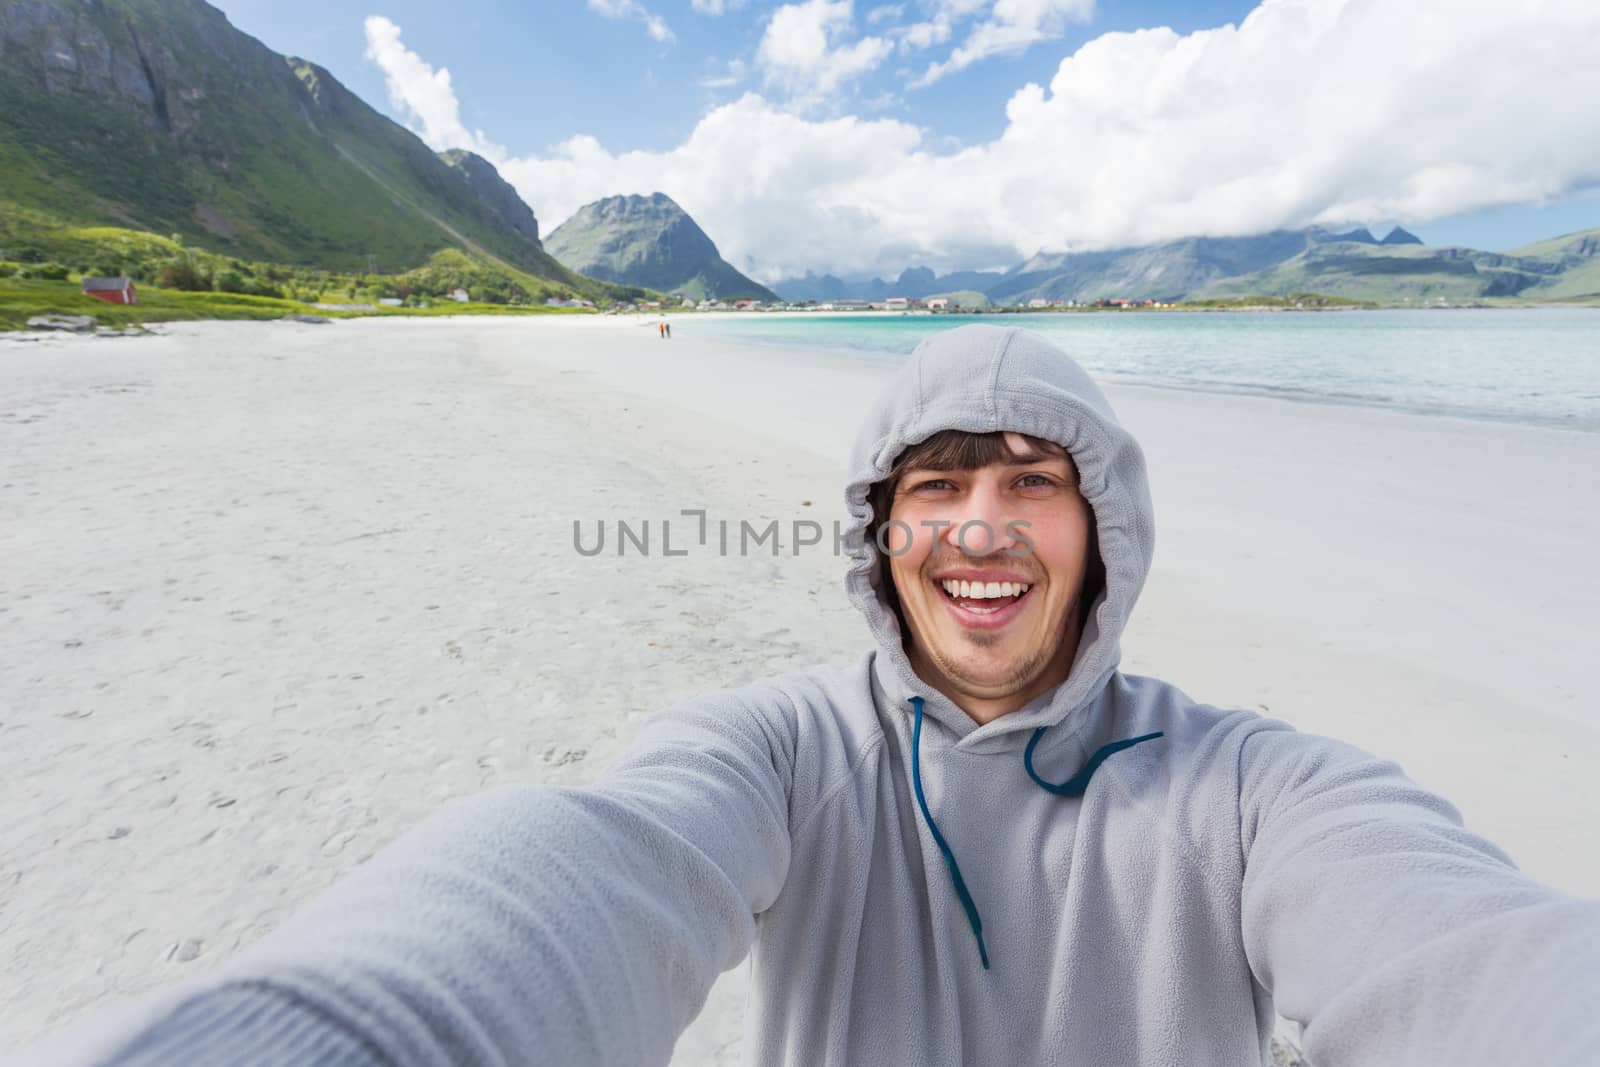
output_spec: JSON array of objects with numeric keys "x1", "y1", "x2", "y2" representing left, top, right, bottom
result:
[
  {"x1": 772, "y1": 224, "x2": 1600, "y2": 305},
  {"x1": 545, "y1": 193, "x2": 777, "y2": 303},
  {"x1": 0, "y1": 0, "x2": 606, "y2": 297},
  {"x1": 776, "y1": 266, "x2": 1007, "y2": 306}
]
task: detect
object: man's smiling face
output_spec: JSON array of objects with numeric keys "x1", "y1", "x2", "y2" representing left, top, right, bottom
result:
[{"x1": 881, "y1": 431, "x2": 1096, "y2": 724}]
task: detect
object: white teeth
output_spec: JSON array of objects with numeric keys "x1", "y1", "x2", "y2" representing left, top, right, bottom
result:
[{"x1": 938, "y1": 579, "x2": 1032, "y2": 601}]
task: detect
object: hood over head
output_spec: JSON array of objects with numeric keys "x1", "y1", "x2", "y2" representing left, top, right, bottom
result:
[{"x1": 844, "y1": 324, "x2": 1155, "y2": 746}]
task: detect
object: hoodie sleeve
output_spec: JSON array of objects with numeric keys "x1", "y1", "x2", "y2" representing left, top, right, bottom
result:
[
  {"x1": 1237, "y1": 723, "x2": 1600, "y2": 1066},
  {"x1": 15, "y1": 688, "x2": 796, "y2": 1067}
]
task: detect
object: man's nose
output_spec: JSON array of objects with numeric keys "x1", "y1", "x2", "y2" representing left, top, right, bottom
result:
[{"x1": 941, "y1": 482, "x2": 1020, "y2": 556}]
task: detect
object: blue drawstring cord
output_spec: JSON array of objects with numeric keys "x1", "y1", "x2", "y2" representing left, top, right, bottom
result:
[
  {"x1": 908, "y1": 694, "x2": 1165, "y2": 972},
  {"x1": 909, "y1": 695, "x2": 990, "y2": 970},
  {"x1": 1024, "y1": 726, "x2": 1165, "y2": 796}
]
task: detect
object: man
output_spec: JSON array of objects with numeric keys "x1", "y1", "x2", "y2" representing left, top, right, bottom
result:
[{"x1": 19, "y1": 326, "x2": 1600, "y2": 1065}]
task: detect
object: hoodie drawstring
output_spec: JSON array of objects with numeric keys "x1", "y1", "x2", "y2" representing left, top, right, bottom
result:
[
  {"x1": 908, "y1": 695, "x2": 1165, "y2": 972},
  {"x1": 1023, "y1": 726, "x2": 1165, "y2": 796},
  {"x1": 909, "y1": 696, "x2": 990, "y2": 970}
]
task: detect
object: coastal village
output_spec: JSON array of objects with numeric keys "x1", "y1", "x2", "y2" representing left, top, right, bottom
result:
[
  {"x1": 64, "y1": 276, "x2": 1173, "y2": 316},
  {"x1": 603, "y1": 295, "x2": 1179, "y2": 314}
]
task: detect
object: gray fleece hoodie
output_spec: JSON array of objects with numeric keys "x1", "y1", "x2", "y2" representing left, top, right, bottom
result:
[{"x1": 16, "y1": 325, "x2": 1600, "y2": 1067}]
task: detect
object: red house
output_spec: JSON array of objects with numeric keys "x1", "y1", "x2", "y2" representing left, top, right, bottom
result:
[{"x1": 81, "y1": 277, "x2": 138, "y2": 305}]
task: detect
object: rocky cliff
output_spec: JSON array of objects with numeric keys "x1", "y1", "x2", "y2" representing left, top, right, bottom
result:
[{"x1": 544, "y1": 192, "x2": 777, "y2": 302}]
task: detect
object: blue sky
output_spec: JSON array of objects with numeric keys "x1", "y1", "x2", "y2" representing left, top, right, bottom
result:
[
  {"x1": 212, "y1": 0, "x2": 1600, "y2": 277},
  {"x1": 218, "y1": 0, "x2": 1252, "y2": 154}
]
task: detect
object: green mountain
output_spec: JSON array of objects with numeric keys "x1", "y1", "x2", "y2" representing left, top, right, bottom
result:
[
  {"x1": 1196, "y1": 231, "x2": 1599, "y2": 303},
  {"x1": 773, "y1": 266, "x2": 1006, "y2": 303},
  {"x1": 544, "y1": 193, "x2": 777, "y2": 302},
  {"x1": 990, "y1": 225, "x2": 1600, "y2": 305},
  {"x1": 1502, "y1": 228, "x2": 1600, "y2": 301},
  {"x1": 0, "y1": 0, "x2": 602, "y2": 296},
  {"x1": 775, "y1": 224, "x2": 1597, "y2": 307},
  {"x1": 438, "y1": 148, "x2": 540, "y2": 246},
  {"x1": 993, "y1": 230, "x2": 1337, "y2": 304}
]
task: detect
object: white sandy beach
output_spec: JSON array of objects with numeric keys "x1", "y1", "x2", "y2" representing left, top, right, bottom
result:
[{"x1": 2, "y1": 314, "x2": 1597, "y2": 1062}]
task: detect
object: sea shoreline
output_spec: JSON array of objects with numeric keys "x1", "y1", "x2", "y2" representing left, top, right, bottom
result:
[
  {"x1": 4, "y1": 293, "x2": 1597, "y2": 340},
  {"x1": 641, "y1": 307, "x2": 1600, "y2": 433}
]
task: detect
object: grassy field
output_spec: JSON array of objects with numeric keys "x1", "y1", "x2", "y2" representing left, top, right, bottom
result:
[
  {"x1": 0, "y1": 277, "x2": 586, "y2": 332},
  {"x1": 0, "y1": 207, "x2": 619, "y2": 331}
]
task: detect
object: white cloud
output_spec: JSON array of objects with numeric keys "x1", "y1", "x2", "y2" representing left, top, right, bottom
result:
[
  {"x1": 585, "y1": 0, "x2": 674, "y2": 43},
  {"x1": 496, "y1": 95, "x2": 942, "y2": 280},
  {"x1": 691, "y1": 0, "x2": 745, "y2": 13},
  {"x1": 699, "y1": 58, "x2": 749, "y2": 89},
  {"x1": 899, "y1": 20, "x2": 951, "y2": 50},
  {"x1": 896, "y1": 0, "x2": 989, "y2": 53},
  {"x1": 361, "y1": 16, "x2": 505, "y2": 160},
  {"x1": 914, "y1": 0, "x2": 1093, "y2": 85},
  {"x1": 756, "y1": 0, "x2": 893, "y2": 102},
  {"x1": 371, "y1": 0, "x2": 1600, "y2": 282}
]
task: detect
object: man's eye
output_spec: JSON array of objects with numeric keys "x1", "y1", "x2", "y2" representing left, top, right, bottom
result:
[
  {"x1": 912, "y1": 478, "x2": 955, "y2": 492},
  {"x1": 1016, "y1": 474, "x2": 1056, "y2": 489}
]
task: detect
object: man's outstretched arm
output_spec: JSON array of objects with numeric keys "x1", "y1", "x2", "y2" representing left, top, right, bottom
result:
[
  {"x1": 16, "y1": 688, "x2": 796, "y2": 1067},
  {"x1": 1237, "y1": 723, "x2": 1600, "y2": 1066}
]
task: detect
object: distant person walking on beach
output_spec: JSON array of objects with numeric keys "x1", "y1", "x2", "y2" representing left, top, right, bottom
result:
[
  {"x1": 665, "y1": 321, "x2": 671, "y2": 340},
  {"x1": 658, "y1": 321, "x2": 665, "y2": 339},
  {"x1": 21, "y1": 326, "x2": 1600, "y2": 1067}
]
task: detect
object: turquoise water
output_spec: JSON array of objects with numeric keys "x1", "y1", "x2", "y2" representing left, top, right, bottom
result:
[{"x1": 695, "y1": 309, "x2": 1600, "y2": 430}]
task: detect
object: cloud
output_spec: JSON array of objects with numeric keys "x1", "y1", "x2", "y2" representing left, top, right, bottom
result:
[
  {"x1": 496, "y1": 95, "x2": 944, "y2": 280},
  {"x1": 371, "y1": 0, "x2": 1600, "y2": 282},
  {"x1": 894, "y1": 0, "x2": 979, "y2": 53},
  {"x1": 898, "y1": 18, "x2": 952, "y2": 50},
  {"x1": 361, "y1": 16, "x2": 505, "y2": 160},
  {"x1": 914, "y1": 0, "x2": 1093, "y2": 85},
  {"x1": 585, "y1": 0, "x2": 674, "y2": 42},
  {"x1": 699, "y1": 58, "x2": 749, "y2": 89},
  {"x1": 691, "y1": 0, "x2": 745, "y2": 12},
  {"x1": 756, "y1": 0, "x2": 893, "y2": 102}
]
